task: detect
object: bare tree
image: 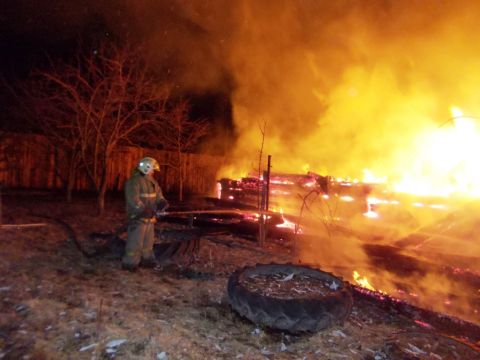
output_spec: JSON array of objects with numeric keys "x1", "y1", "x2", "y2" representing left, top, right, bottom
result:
[
  {"x1": 152, "y1": 100, "x2": 209, "y2": 201},
  {"x1": 29, "y1": 41, "x2": 170, "y2": 213},
  {"x1": 12, "y1": 74, "x2": 83, "y2": 203},
  {"x1": 257, "y1": 119, "x2": 267, "y2": 209},
  {"x1": 3, "y1": 75, "x2": 81, "y2": 202},
  {"x1": 253, "y1": 119, "x2": 269, "y2": 246}
]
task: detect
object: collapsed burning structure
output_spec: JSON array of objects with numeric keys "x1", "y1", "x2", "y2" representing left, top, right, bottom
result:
[
  {"x1": 215, "y1": 169, "x2": 480, "y2": 331},
  {"x1": 208, "y1": 3, "x2": 480, "y2": 335},
  {"x1": 217, "y1": 171, "x2": 373, "y2": 217}
]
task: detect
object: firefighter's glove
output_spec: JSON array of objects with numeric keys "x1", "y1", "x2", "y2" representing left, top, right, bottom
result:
[{"x1": 141, "y1": 208, "x2": 156, "y2": 219}]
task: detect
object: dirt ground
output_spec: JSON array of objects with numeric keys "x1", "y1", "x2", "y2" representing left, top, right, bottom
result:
[{"x1": 0, "y1": 191, "x2": 479, "y2": 359}]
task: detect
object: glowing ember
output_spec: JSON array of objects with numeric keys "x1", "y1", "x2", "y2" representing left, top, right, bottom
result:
[
  {"x1": 353, "y1": 271, "x2": 376, "y2": 291},
  {"x1": 363, "y1": 209, "x2": 379, "y2": 218},
  {"x1": 271, "y1": 179, "x2": 294, "y2": 185},
  {"x1": 363, "y1": 197, "x2": 382, "y2": 218},
  {"x1": 276, "y1": 208, "x2": 301, "y2": 233},
  {"x1": 414, "y1": 320, "x2": 433, "y2": 329}
]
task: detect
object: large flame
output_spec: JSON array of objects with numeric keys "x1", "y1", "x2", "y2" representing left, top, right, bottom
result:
[
  {"x1": 219, "y1": 1, "x2": 480, "y2": 201},
  {"x1": 389, "y1": 106, "x2": 480, "y2": 197},
  {"x1": 210, "y1": 0, "x2": 480, "y2": 325},
  {"x1": 354, "y1": 106, "x2": 480, "y2": 197},
  {"x1": 14, "y1": 0, "x2": 479, "y2": 327}
]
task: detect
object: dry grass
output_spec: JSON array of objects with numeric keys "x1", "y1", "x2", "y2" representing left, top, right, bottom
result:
[{"x1": 0, "y1": 191, "x2": 478, "y2": 359}]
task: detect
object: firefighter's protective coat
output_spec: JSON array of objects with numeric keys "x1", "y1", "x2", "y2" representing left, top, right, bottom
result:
[{"x1": 122, "y1": 169, "x2": 167, "y2": 267}]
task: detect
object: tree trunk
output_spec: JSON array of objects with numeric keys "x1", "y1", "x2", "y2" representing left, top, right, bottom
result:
[
  {"x1": 66, "y1": 179, "x2": 73, "y2": 204},
  {"x1": 97, "y1": 165, "x2": 108, "y2": 215},
  {"x1": 179, "y1": 176, "x2": 183, "y2": 202},
  {"x1": 66, "y1": 161, "x2": 75, "y2": 204},
  {"x1": 97, "y1": 184, "x2": 106, "y2": 215},
  {"x1": 178, "y1": 152, "x2": 184, "y2": 202}
]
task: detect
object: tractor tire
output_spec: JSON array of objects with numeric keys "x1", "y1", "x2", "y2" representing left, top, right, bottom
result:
[{"x1": 227, "y1": 263, "x2": 353, "y2": 333}]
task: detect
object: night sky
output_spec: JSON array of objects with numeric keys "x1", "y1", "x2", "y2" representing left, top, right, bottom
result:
[
  {"x1": 0, "y1": 0, "x2": 234, "y2": 151},
  {"x1": 3, "y1": 1, "x2": 479, "y2": 167}
]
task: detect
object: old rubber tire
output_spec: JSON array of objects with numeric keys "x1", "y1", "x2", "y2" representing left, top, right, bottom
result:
[{"x1": 228, "y1": 263, "x2": 353, "y2": 333}]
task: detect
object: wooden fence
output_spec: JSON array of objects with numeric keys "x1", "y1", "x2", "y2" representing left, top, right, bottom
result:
[{"x1": 0, "y1": 132, "x2": 226, "y2": 197}]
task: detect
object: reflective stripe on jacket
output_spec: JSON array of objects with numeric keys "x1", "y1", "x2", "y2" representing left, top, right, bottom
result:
[{"x1": 125, "y1": 169, "x2": 166, "y2": 219}]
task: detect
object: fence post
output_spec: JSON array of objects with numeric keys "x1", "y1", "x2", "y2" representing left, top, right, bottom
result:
[
  {"x1": 265, "y1": 155, "x2": 271, "y2": 211},
  {"x1": 258, "y1": 171, "x2": 268, "y2": 247}
]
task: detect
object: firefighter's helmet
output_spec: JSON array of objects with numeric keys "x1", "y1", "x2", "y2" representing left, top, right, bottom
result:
[{"x1": 137, "y1": 157, "x2": 160, "y2": 175}]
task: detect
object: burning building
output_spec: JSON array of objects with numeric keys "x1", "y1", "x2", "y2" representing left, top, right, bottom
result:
[
  {"x1": 5, "y1": 0, "x2": 480, "y2": 337},
  {"x1": 209, "y1": 1, "x2": 480, "y2": 327}
]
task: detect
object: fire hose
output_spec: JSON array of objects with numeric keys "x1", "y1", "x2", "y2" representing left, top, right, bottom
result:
[
  {"x1": 85, "y1": 208, "x2": 279, "y2": 260},
  {"x1": 31, "y1": 208, "x2": 278, "y2": 259},
  {"x1": 157, "y1": 209, "x2": 279, "y2": 217}
]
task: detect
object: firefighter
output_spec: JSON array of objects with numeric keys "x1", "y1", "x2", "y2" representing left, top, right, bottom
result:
[{"x1": 122, "y1": 157, "x2": 169, "y2": 271}]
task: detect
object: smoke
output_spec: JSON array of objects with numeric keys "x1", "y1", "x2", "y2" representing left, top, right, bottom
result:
[
  {"x1": 119, "y1": 0, "x2": 480, "y2": 323},
  {"x1": 6, "y1": 0, "x2": 480, "y2": 323},
  {"x1": 294, "y1": 200, "x2": 480, "y2": 324},
  {"x1": 218, "y1": 0, "x2": 480, "y2": 179},
  {"x1": 213, "y1": 1, "x2": 480, "y2": 324},
  {"x1": 94, "y1": 0, "x2": 236, "y2": 93},
  {"x1": 10, "y1": 1, "x2": 480, "y2": 165}
]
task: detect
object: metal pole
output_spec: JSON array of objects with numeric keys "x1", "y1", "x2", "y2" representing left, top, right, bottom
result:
[
  {"x1": 261, "y1": 171, "x2": 267, "y2": 211},
  {"x1": 258, "y1": 171, "x2": 268, "y2": 247},
  {"x1": 265, "y1": 155, "x2": 271, "y2": 211}
]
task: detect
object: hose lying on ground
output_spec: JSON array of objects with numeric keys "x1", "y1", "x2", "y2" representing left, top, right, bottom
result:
[
  {"x1": 31, "y1": 213, "x2": 202, "y2": 261},
  {"x1": 29, "y1": 214, "x2": 99, "y2": 257}
]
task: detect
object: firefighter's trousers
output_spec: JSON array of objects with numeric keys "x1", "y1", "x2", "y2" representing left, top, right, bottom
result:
[{"x1": 122, "y1": 219, "x2": 156, "y2": 267}]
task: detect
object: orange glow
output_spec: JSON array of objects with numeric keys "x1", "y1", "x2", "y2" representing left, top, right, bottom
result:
[
  {"x1": 363, "y1": 197, "x2": 388, "y2": 219},
  {"x1": 270, "y1": 179, "x2": 294, "y2": 185},
  {"x1": 212, "y1": 1, "x2": 480, "y2": 325},
  {"x1": 276, "y1": 208, "x2": 300, "y2": 233},
  {"x1": 220, "y1": 1, "x2": 480, "y2": 199},
  {"x1": 392, "y1": 106, "x2": 480, "y2": 197},
  {"x1": 363, "y1": 209, "x2": 379, "y2": 219},
  {"x1": 353, "y1": 271, "x2": 376, "y2": 291},
  {"x1": 362, "y1": 169, "x2": 387, "y2": 184}
]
